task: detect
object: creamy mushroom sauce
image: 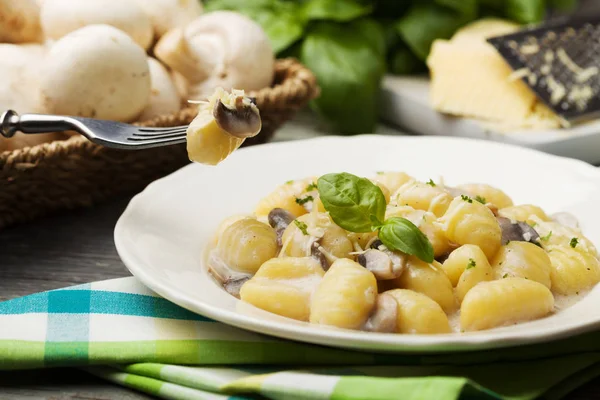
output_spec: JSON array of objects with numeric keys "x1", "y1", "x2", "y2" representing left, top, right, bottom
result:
[{"x1": 204, "y1": 172, "x2": 600, "y2": 334}]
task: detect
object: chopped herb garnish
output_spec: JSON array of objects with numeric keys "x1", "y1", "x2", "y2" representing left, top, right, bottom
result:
[
  {"x1": 540, "y1": 231, "x2": 553, "y2": 241},
  {"x1": 570, "y1": 237, "x2": 579, "y2": 248},
  {"x1": 426, "y1": 179, "x2": 436, "y2": 187},
  {"x1": 285, "y1": 180, "x2": 294, "y2": 184},
  {"x1": 294, "y1": 220, "x2": 309, "y2": 235},
  {"x1": 461, "y1": 195, "x2": 473, "y2": 203},
  {"x1": 466, "y1": 258, "x2": 476, "y2": 270},
  {"x1": 305, "y1": 182, "x2": 317, "y2": 192},
  {"x1": 295, "y1": 195, "x2": 314, "y2": 205},
  {"x1": 474, "y1": 195, "x2": 486, "y2": 204},
  {"x1": 376, "y1": 171, "x2": 384, "y2": 175},
  {"x1": 527, "y1": 221, "x2": 538, "y2": 228},
  {"x1": 502, "y1": 273, "x2": 509, "y2": 279}
]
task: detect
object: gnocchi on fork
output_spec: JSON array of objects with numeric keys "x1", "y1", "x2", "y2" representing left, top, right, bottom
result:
[{"x1": 205, "y1": 171, "x2": 600, "y2": 334}]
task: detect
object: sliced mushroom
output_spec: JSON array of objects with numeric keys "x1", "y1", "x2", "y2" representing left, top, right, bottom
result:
[
  {"x1": 268, "y1": 208, "x2": 294, "y2": 246},
  {"x1": 497, "y1": 216, "x2": 540, "y2": 245},
  {"x1": 213, "y1": 94, "x2": 261, "y2": 138},
  {"x1": 363, "y1": 293, "x2": 397, "y2": 333},
  {"x1": 206, "y1": 248, "x2": 251, "y2": 297},
  {"x1": 551, "y1": 212, "x2": 580, "y2": 229},
  {"x1": 358, "y1": 249, "x2": 406, "y2": 280},
  {"x1": 311, "y1": 242, "x2": 329, "y2": 271},
  {"x1": 370, "y1": 239, "x2": 383, "y2": 249},
  {"x1": 223, "y1": 276, "x2": 250, "y2": 298}
]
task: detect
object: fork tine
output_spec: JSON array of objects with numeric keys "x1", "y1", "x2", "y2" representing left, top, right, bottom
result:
[
  {"x1": 127, "y1": 132, "x2": 187, "y2": 142},
  {"x1": 136, "y1": 126, "x2": 188, "y2": 133},
  {"x1": 127, "y1": 135, "x2": 187, "y2": 148},
  {"x1": 132, "y1": 127, "x2": 187, "y2": 137}
]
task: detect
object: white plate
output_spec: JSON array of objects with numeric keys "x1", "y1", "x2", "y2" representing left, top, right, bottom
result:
[
  {"x1": 379, "y1": 75, "x2": 600, "y2": 165},
  {"x1": 115, "y1": 135, "x2": 600, "y2": 353}
]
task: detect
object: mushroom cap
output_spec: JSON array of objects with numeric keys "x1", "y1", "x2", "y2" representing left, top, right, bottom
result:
[
  {"x1": 0, "y1": 43, "x2": 64, "y2": 151},
  {"x1": 0, "y1": 44, "x2": 47, "y2": 113},
  {"x1": 0, "y1": 0, "x2": 43, "y2": 43},
  {"x1": 213, "y1": 95, "x2": 261, "y2": 138},
  {"x1": 41, "y1": 0, "x2": 153, "y2": 49},
  {"x1": 156, "y1": 11, "x2": 275, "y2": 98},
  {"x1": 132, "y1": 0, "x2": 203, "y2": 38},
  {"x1": 39, "y1": 24, "x2": 151, "y2": 122},
  {"x1": 138, "y1": 57, "x2": 182, "y2": 121}
]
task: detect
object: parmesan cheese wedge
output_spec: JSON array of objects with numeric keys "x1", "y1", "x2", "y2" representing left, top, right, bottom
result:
[{"x1": 427, "y1": 18, "x2": 561, "y2": 130}]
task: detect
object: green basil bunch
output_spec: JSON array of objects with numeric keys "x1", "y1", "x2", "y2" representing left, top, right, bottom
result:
[{"x1": 317, "y1": 172, "x2": 434, "y2": 263}]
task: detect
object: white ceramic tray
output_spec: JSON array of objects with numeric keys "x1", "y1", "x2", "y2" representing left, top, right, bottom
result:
[{"x1": 380, "y1": 75, "x2": 600, "y2": 164}]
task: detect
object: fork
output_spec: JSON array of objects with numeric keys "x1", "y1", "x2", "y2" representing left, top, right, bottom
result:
[{"x1": 0, "y1": 110, "x2": 187, "y2": 149}]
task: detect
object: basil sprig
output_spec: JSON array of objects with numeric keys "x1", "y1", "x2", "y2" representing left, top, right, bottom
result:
[{"x1": 317, "y1": 172, "x2": 434, "y2": 262}]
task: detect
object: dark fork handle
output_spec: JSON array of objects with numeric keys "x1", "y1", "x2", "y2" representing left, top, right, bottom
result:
[{"x1": 1, "y1": 110, "x2": 77, "y2": 138}]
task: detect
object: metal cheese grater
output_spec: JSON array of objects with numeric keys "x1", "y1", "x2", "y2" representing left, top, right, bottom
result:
[{"x1": 487, "y1": 17, "x2": 600, "y2": 125}]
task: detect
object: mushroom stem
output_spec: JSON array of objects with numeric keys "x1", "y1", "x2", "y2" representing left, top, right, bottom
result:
[{"x1": 155, "y1": 27, "x2": 212, "y2": 82}]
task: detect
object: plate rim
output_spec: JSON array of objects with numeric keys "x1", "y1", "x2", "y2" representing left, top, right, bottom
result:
[{"x1": 115, "y1": 134, "x2": 600, "y2": 353}]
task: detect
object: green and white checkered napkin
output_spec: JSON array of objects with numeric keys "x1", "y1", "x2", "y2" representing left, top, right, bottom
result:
[{"x1": 3, "y1": 278, "x2": 600, "y2": 400}]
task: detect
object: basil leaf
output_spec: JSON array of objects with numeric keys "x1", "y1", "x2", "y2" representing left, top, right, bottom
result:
[
  {"x1": 301, "y1": 19, "x2": 386, "y2": 133},
  {"x1": 317, "y1": 172, "x2": 386, "y2": 233},
  {"x1": 506, "y1": 0, "x2": 546, "y2": 23},
  {"x1": 379, "y1": 217, "x2": 434, "y2": 263},
  {"x1": 435, "y1": 0, "x2": 478, "y2": 18},
  {"x1": 301, "y1": 0, "x2": 372, "y2": 22},
  {"x1": 388, "y1": 43, "x2": 426, "y2": 75},
  {"x1": 395, "y1": 3, "x2": 473, "y2": 60}
]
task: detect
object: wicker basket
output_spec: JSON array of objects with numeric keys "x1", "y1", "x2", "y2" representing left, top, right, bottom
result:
[{"x1": 0, "y1": 58, "x2": 319, "y2": 230}]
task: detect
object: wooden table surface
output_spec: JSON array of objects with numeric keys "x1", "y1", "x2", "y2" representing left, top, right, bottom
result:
[{"x1": 1, "y1": 121, "x2": 600, "y2": 399}]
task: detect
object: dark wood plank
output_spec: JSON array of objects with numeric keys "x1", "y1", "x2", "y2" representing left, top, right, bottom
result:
[
  {"x1": 0, "y1": 196, "x2": 133, "y2": 301},
  {"x1": 0, "y1": 369, "x2": 153, "y2": 399}
]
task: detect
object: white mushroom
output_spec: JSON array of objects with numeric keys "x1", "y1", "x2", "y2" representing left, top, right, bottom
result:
[
  {"x1": 0, "y1": 0, "x2": 43, "y2": 43},
  {"x1": 39, "y1": 25, "x2": 151, "y2": 122},
  {"x1": 132, "y1": 0, "x2": 203, "y2": 39},
  {"x1": 171, "y1": 71, "x2": 190, "y2": 98},
  {"x1": 40, "y1": 0, "x2": 153, "y2": 49},
  {"x1": 155, "y1": 11, "x2": 274, "y2": 99},
  {"x1": 138, "y1": 58, "x2": 182, "y2": 121},
  {"x1": 0, "y1": 44, "x2": 64, "y2": 152}
]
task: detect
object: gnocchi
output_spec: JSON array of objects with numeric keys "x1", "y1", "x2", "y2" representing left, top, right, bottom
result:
[
  {"x1": 438, "y1": 196, "x2": 502, "y2": 259},
  {"x1": 310, "y1": 258, "x2": 377, "y2": 329},
  {"x1": 442, "y1": 244, "x2": 493, "y2": 302},
  {"x1": 206, "y1": 171, "x2": 600, "y2": 334},
  {"x1": 492, "y1": 241, "x2": 552, "y2": 288},
  {"x1": 240, "y1": 257, "x2": 324, "y2": 321},
  {"x1": 461, "y1": 278, "x2": 554, "y2": 331},
  {"x1": 393, "y1": 181, "x2": 453, "y2": 217}
]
